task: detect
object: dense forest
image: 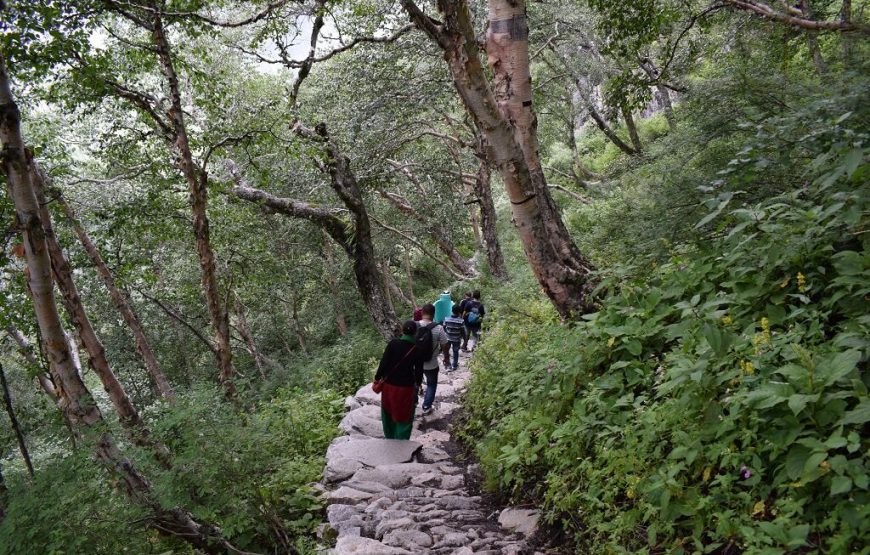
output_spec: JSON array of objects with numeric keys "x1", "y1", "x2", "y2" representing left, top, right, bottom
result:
[{"x1": 0, "y1": 0, "x2": 868, "y2": 553}]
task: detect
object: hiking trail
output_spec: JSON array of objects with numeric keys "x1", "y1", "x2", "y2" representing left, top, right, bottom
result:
[{"x1": 318, "y1": 347, "x2": 541, "y2": 554}]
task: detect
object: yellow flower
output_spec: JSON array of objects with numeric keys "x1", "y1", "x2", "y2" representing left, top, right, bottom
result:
[
  {"x1": 703, "y1": 467, "x2": 712, "y2": 482},
  {"x1": 626, "y1": 487, "x2": 635, "y2": 499},
  {"x1": 741, "y1": 360, "x2": 755, "y2": 375},
  {"x1": 752, "y1": 500, "x2": 765, "y2": 515},
  {"x1": 797, "y1": 272, "x2": 808, "y2": 292},
  {"x1": 721, "y1": 315, "x2": 733, "y2": 326},
  {"x1": 819, "y1": 460, "x2": 830, "y2": 471},
  {"x1": 607, "y1": 337, "x2": 616, "y2": 348}
]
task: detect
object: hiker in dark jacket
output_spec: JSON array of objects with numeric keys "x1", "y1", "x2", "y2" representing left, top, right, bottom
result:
[
  {"x1": 374, "y1": 320, "x2": 424, "y2": 439},
  {"x1": 442, "y1": 304, "x2": 466, "y2": 371},
  {"x1": 462, "y1": 290, "x2": 486, "y2": 351}
]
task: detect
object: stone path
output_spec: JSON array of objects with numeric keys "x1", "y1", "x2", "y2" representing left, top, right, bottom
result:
[{"x1": 319, "y1": 347, "x2": 540, "y2": 554}]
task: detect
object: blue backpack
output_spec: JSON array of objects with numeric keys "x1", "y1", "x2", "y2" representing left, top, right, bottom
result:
[{"x1": 466, "y1": 302, "x2": 481, "y2": 324}]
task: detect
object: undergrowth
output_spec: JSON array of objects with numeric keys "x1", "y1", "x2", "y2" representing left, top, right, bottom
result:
[{"x1": 459, "y1": 88, "x2": 869, "y2": 553}]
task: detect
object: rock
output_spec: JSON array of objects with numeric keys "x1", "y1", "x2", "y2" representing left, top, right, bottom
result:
[
  {"x1": 344, "y1": 395, "x2": 361, "y2": 412},
  {"x1": 382, "y1": 529, "x2": 433, "y2": 549},
  {"x1": 351, "y1": 463, "x2": 437, "y2": 489},
  {"x1": 412, "y1": 430, "x2": 451, "y2": 448},
  {"x1": 353, "y1": 384, "x2": 382, "y2": 407},
  {"x1": 340, "y1": 406, "x2": 384, "y2": 438},
  {"x1": 440, "y1": 474, "x2": 464, "y2": 490},
  {"x1": 333, "y1": 536, "x2": 410, "y2": 555},
  {"x1": 327, "y1": 504, "x2": 362, "y2": 525},
  {"x1": 375, "y1": 516, "x2": 415, "y2": 538},
  {"x1": 329, "y1": 486, "x2": 376, "y2": 505},
  {"x1": 498, "y1": 508, "x2": 540, "y2": 536},
  {"x1": 410, "y1": 471, "x2": 441, "y2": 487},
  {"x1": 325, "y1": 457, "x2": 364, "y2": 483},
  {"x1": 418, "y1": 446, "x2": 450, "y2": 463},
  {"x1": 452, "y1": 548, "x2": 474, "y2": 555},
  {"x1": 330, "y1": 438, "x2": 422, "y2": 468},
  {"x1": 438, "y1": 402, "x2": 460, "y2": 415},
  {"x1": 435, "y1": 495, "x2": 481, "y2": 510},
  {"x1": 501, "y1": 544, "x2": 524, "y2": 555},
  {"x1": 342, "y1": 480, "x2": 394, "y2": 495},
  {"x1": 434, "y1": 531, "x2": 470, "y2": 548}
]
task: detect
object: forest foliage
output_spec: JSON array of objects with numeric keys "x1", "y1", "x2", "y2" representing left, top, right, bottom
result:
[{"x1": 0, "y1": 0, "x2": 868, "y2": 553}]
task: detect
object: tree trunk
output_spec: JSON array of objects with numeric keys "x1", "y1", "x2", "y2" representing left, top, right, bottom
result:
[
  {"x1": 0, "y1": 361, "x2": 35, "y2": 478},
  {"x1": 382, "y1": 262, "x2": 414, "y2": 310},
  {"x1": 800, "y1": 0, "x2": 828, "y2": 74},
  {"x1": 6, "y1": 325, "x2": 57, "y2": 399},
  {"x1": 1, "y1": 52, "x2": 253, "y2": 555},
  {"x1": 53, "y1": 193, "x2": 175, "y2": 400},
  {"x1": 290, "y1": 296, "x2": 310, "y2": 356},
  {"x1": 403, "y1": 0, "x2": 597, "y2": 318},
  {"x1": 150, "y1": 12, "x2": 235, "y2": 398},
  {"x1": 638, "y1": 59, "x2": 676, "y2": 131},
  {"x1": 403, "y1": 248, "x2": 417, "y2": 309},
  {"x1": 587, "y1": 101, "x2": 637, "y2": 155},
  {"x1": 377, "y1": 189, "x2": 476, "y2": 277},
  {"x1": 323, "y1": 235, "x2": 348, "y2": 336},
  {"x1": 31, "y1": 165, "x2": 145, "y2": 431},
  {"x1": 841, "y1": 0, "x2": 853, "y2": 65},
  {"x1": 230, "y1": 139, "x2": 399, "y2": 340},
  {"x1": 233, "y1": 294, "x2": 266, "y2": 379},
  {"x1": 472, "y1": 135, "x2": 508, "y2": 280},
  {"x1": 621, "y1": 106, "x2": 642, "y2": 154}
]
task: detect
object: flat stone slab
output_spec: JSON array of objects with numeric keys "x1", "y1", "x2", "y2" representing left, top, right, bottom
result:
[
  {"x1": 340, "y1": 405, "x2": 383, "y2": 438},
  {"x1": 333, "y1": 536, "x2": 410, "y2": 554},
  {"x1": 498, "y1": 508, "x2": 540, "y2": 535},
  {"x1": 353, "y1": 384, "x2": 382, "y2": 406},
  {"x1": 411, "y1": 430, "x2": 450, "y2": 448},
  {"x1": 330, "y1": 438, "x2": 422, "y2": 468},
  {"x1": 328, "y1": 486, "x2": 378, "y2": 505},
  {"x1": 351, "y1": 463, "x2": 437, "y2": 489},
  {"x1": 325, "y1": 457, "x2": 365, "y2": 484}
]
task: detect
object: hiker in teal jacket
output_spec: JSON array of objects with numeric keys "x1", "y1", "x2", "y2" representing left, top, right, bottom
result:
[{"x1": 433, "y1": 291, "x2": 453, "y2": 324}]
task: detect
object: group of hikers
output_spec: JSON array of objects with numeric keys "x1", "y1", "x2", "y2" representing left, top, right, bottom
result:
[{"x1": 373, "y1": 290, "x2": 486, "y2": 440}]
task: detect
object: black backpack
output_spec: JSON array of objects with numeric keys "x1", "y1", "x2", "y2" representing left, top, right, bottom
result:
[{"x1": 416, "y1": 322, "x2": 437, "y2": 358}]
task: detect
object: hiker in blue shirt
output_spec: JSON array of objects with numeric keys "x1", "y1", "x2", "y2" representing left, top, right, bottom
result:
[
  {"x1": 433, "y1": 291, "x2": 453, "y2": 324},
  {"x1": 442, "y1": 304, "x2": 467, "y2": 371}
]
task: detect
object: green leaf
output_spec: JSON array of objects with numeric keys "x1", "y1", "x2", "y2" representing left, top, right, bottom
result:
[
  {"x1": 787, "y1": 393, "x2": 818, "y2": 416},
  {"x1": 840, "y1": 399, "x2": 870, "y2": 425},
  {"x1": 785, "y1": 445, "x2": 811, "y2": 480},
  {"x1": 818, "y1": 350, "x2": 861, "y2": 386},
  {"x1": 830, "y1": 476, "x2": 852, "y2": 495},
  {"x1": 625, "y1": 339, "x2": 642, "y2": 356}
]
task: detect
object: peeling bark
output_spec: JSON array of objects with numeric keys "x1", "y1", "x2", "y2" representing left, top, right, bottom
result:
[
  {"x1": 149, "y1": 11, "x2": 235, "y2": 398},
  {"x1": 403, "y1": 0, "x2": 597, "y2": 317},
  {"x1": 1, "y1": 56, "x2": 248, "y2": 553},
  {"x1": 53, "y1": 189, "x2": 174, "y2": 400},
  {"x1": 472, "y1": 134, "x2": 507, "y2": 280},
  {"x1": 6, "y1": 325, "x2": 57, "y2": 399}
]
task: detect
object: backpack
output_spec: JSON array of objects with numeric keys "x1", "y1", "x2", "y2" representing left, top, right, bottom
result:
[
  {"x1": 415, "y1": 322, "x2": 437, "y2": 358},
  {"x1": 465, "y1": 302, "x2": 482, "y2": 324}
]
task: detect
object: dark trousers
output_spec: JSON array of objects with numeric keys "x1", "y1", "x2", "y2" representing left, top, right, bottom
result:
[
  {"x1": 423, "y1": 367, "x2": 439, "y2": 409},
  {"x1": 447, "y1": 341, "x2": 460, "y2": 369}
]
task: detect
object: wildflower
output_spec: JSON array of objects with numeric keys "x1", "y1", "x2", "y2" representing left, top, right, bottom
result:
[
  {"x1": 703, "y1": 466, "x2": 712, "y2": 482},
  {"x1": 721, "y1": 315, "x2": 733, "y2": 326},
  {"x1": 797, "y1": 272, "x2": 808, "y2": 292},
  {"x1": 626, "y1": 487, "x2": 635, "y2": 500},
  {"x1": 739, "y1": 360, "x2": 755, "y2": 375},
  {"x1": 607, "y1": 337, "x2": 616, "y2": 348},
  {"x1": 819, "y1": 460, "x2": 830, "y2": 471},
  {"x1": 739, "y1": 464, "x2": 752, "y2": 480},
  {"x1": 752, "y1": 500, "x2": 765, "y2": 516}
]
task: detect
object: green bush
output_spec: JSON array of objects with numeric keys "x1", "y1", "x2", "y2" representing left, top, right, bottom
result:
[{"x1": 460, "y1": 115, "x2": 869, "y2": 552}]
